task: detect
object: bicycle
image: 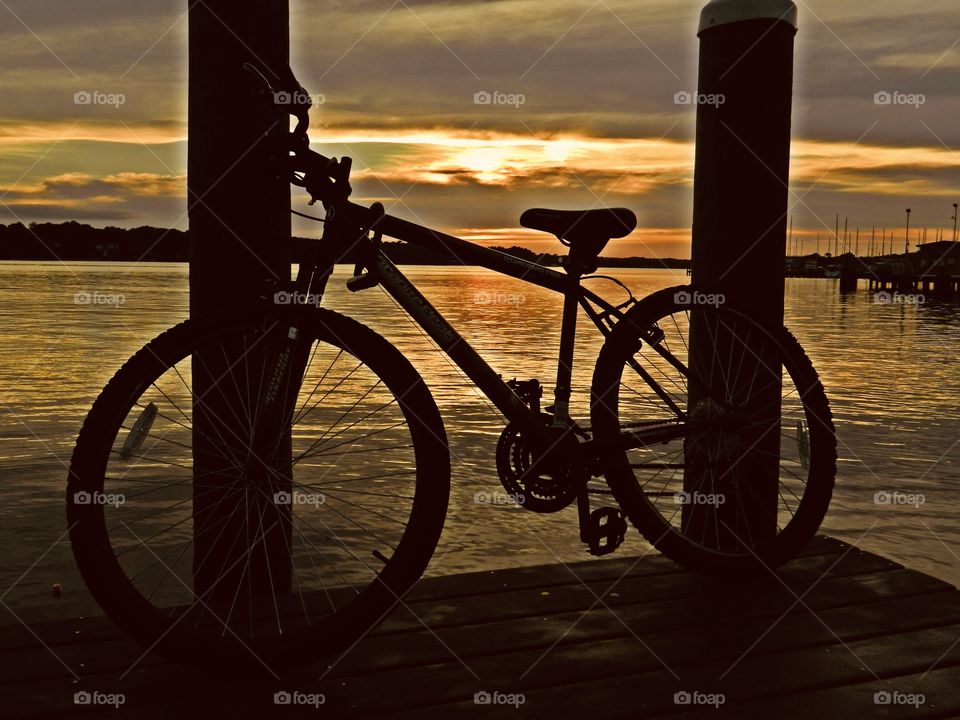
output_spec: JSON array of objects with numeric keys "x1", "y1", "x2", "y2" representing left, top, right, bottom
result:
[{"x1": 66, "y1": 67, "x2": 836, "y2": 671}]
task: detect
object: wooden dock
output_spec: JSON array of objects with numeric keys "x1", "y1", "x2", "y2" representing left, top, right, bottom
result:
[
  {"x1": 863, "y1": 272, "x2": 960, "y2": 298},
  {"x1": 3, "y1": 535, "x2": 960, "y2": 719}
]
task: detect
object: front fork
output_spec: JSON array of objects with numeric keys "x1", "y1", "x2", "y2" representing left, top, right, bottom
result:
[{"x1": 247, "y1": 202, "x2": 352, "y2": 476}]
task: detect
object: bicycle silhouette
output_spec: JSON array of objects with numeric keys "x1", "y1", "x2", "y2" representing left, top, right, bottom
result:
[{"x1": 66, "y1": 66, "x2": 835, "y2": 671}]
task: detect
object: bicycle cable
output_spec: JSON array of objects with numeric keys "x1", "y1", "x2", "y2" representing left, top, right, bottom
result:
[
  {"x1": 580, "y1": 274, "x2": 634, "y2": 302},
  {"x1": 292, "y1": 209, "x2": 326, "y2": 223},
  {"x1": 287, "y1": 208, "x2": 601, "y2": 435}
]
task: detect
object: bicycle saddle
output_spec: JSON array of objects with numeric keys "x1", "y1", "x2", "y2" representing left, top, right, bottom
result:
[
  {"x1": 519, "y1": 207, "x2": 637, "y2": 246},
  {"x1": 520, "y1": 207, "x2": 636, "y2": 273}
]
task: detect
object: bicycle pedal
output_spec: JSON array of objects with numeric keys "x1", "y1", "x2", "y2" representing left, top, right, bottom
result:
[
  {"x1": 119, "y1": 402, "x2": 157, "y2": 460},
  {"x1": 586, "y1": 507, "x2": 627, "y2": 556}
]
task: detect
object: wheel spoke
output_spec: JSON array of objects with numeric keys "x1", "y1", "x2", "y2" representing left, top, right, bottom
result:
[
  {"x1": 69, "y1": 311, "x2": 446, "y2": 656},
  {"x1": 599, "y1": 298, "x2": 834, "y2": 564}
]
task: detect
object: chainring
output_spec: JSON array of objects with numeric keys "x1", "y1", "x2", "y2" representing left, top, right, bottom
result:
[{"x1": 495, "y1": 422, "x2": 578, "y2": 513}]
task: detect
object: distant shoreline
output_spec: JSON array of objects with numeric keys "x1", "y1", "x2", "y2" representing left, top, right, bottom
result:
[{"x1": 0, "y1": 221, "x2": 691, "y2": 268}]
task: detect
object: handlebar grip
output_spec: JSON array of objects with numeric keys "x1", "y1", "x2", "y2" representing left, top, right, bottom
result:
[{"x1": 346, "y1": 273, "x2": 379, "y2": 292}]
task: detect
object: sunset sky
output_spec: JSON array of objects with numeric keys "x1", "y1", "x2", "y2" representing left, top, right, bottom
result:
[{"x1": 1, "y1": 0, "x2": 958, "y2": 257}]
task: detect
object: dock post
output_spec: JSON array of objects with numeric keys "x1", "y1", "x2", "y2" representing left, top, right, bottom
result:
[
  {"x1": 839, "y1": 264, "x2": 857, "y2": 292},
  {"x1": 687, "y1": 0, "x2": 798, "y2": 544},
  {"x1": 188, "y1": 1, "x2": 293, "y2": 601}
]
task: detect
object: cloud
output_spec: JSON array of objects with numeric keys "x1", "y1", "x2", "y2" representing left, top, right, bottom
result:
[
  {"x1": 0, "y1": 121, "x2": 185, "y2": 145},
  {"x1": 1, "y1": 0, "x2": 959, "y2": 257},
  {"x1": 1, "y1": 170, "x2": 186, "y2": 226},
  {"x1": 0, "y1": 203, "x2": 134, "y2": 221},
  {"x1": 2, "y1": 171, "x2": 185, "y2": 199}
]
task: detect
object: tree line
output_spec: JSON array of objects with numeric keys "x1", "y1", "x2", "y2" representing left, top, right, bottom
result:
[{"x1": 0, "y1": 221, "x2": 690, "y2": 268}]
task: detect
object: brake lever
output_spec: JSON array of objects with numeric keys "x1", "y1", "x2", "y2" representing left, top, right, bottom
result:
[
  {"x1": 304, "y1": 156, "x2": 352, "y2": 207},
  {"x1": 346, "y1": 202, "x2": 385, "y2": 292}
]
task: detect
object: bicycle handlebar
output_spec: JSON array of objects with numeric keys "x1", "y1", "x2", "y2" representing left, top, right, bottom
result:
[{"x1": 243, "y1": 62, "x2": 352, "y2": 205}]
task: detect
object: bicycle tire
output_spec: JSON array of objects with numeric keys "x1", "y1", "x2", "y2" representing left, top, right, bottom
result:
[
  {"x1": 591, "y1": 285, "x2": 836, "y2": 573},
  {"x1": 67, "y1": 307, "x2": 449, "y2": 671}
]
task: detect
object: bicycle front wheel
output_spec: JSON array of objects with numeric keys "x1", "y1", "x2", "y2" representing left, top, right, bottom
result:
[
  {"x1": 67, "y1": 307, "x2": 449, "y2": 670},
  {"x1": 591, "y1": 286, "x2": 836, "y2": 573}
]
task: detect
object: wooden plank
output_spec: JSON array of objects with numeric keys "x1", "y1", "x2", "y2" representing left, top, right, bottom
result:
[
  {"x1": 1, "y1": 567, "x2": 948, "y2": 719},
  {"x1": 0, "y1": 540, "x2": 892, "y2": 686},
  {"x1": 408, "y1": 534, "x2": 847, "y2": 602},
  {"x1": 0, "y1": 535, "x2": 847, "y2": 654},
  {"x1": 374, "y1": 547, "x2": 901, "y2": 636},
  {"x1": 60, "y1": 620, "x2": 960, "y2": 720},
  {"x1": 294, "y1": 589, "x2": 960, "y2": 718},
  {"x1": 372, "y1": 624, "x2": 960, "y2": 719},
  {"x1": 0, "y1": 559, "x2": 918, "y2": 691},
  {"x1": 330, "y1": 577, "x2": 957, "y2": 679},
  {"x1": 696, "y1": 664, "x2": 960, "y2": 719},
  {"x1": 0, "y1": 537, "x2": 954, "y2": 720}
]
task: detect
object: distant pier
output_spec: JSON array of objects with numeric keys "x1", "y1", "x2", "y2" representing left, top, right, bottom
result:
[
  {"x1": 863, "y1": 271, "x2": 960, "y2": 298},
  {"x1": 787, "y1": 239, "x2": 960, "y2": 298}
]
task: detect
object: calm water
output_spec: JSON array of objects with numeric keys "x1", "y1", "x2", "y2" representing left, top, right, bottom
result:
[{"x1": 0, "y1": 262, "x2": 958, "y2": 621}]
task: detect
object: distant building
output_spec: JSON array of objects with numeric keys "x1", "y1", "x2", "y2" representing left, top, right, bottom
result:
[
  {"x1": 785, "y1": 254, "x2": 825, "y2": 277},
  {"x1": 917, "y1": 241, "x2": 960, "y2": 274}
]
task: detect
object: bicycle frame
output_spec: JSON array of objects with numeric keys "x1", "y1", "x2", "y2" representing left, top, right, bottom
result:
[{"x1": 301, "y1": 199, "x2": 636, "y2": 453}]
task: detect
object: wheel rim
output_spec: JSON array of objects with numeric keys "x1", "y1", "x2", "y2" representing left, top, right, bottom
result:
[
  {"x1": 601, "y1": 300, "x2": 832, "y2": 559},
  {"x1": 68, "y1": 312, "x2": 443, "y2": 660}
]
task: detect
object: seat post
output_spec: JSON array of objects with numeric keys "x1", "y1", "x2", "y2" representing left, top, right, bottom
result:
[{"x1": 553, "y1": 262, "x2": 582, "y2": 428}]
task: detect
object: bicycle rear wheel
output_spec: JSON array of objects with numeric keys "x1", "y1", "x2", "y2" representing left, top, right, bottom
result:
[
  {"x1": 67, "y1": 307, "x2": 449, "y2": 670},
  {"x1": 591, "y1": 286, "x2": 835, "y2": 573}
]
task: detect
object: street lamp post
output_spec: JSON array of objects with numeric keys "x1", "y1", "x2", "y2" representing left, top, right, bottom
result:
[
  {"x1": 952, "y1": 203, "x2": 958, "y2": 242},
  {"x1": 905, "y1": 208, "x2": 911, "y2": 255}
]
